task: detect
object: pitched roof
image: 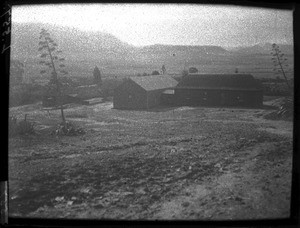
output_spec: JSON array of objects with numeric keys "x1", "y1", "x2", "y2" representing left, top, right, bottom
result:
[
  {"x1": 176, "y1": 74, "x2": 262, "y2": 91},
  {"x1": 130, "y1": 75, "x2": 178, "y2": 91}
]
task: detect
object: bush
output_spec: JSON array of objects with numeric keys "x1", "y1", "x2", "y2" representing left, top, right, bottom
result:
[
  {"x1": 188, "y1": 67, "x2": 198, "y2": 73},
  {"x1": 264, "y1": 97, "x2": 293, "y2": 121},
  {"x1": 9, "y1": 116, "x2": 35, "y2": 137},
  {"x1": 151, "y1": 71, "x2": 160, "y2": 75},
  {"x1": 277, "y1": 97, "x2": 293, "y2": 119},
  {"x1": 51, "y1": 121, "x2": 85, "y2": 136}
]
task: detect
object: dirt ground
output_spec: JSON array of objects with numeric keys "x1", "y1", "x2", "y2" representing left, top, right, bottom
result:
[{"x1": 8, "y1": 97, "x2": 293, "y2": 220}]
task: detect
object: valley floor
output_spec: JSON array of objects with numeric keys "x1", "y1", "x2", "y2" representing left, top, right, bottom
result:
[{"x1": 8, "y1": 98, "x2": 293, "y2": 220}]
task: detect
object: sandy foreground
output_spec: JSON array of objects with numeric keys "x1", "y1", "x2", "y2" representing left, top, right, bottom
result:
[{"x1": 8, "y1": 99, "x2": 293, "y2": 220}]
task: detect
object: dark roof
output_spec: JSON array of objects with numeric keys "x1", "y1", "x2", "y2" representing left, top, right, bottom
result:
[
  {"x1": 130, "y1": 75, "x2": 178, "y2": 91},
  {"x1": 176, "y1": 74, "x2": 262, "y2": 91}
]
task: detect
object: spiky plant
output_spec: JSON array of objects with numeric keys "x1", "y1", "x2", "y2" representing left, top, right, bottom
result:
[
  {"x1": 271, "y1": 43, "x2": 291, "y2": 90},
  {"x1": 271, "y1": 43, "x2": 293, "y2": 119},
  {"x1": 38, "y1": 28, "x2": 69, "y2": 123}
]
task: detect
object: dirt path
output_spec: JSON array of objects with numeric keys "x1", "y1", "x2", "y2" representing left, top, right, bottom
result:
[
  {"x1": 153, "y1": 141, "x2": 292, "y2": 220},
  {"x1": 8, "y1": 101, "x2": 293, "y2": 219}
]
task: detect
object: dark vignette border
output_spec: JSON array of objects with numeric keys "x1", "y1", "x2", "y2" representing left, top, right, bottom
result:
[{"x1": 1, "y1": 0, "x2": 299, "y2": 227}]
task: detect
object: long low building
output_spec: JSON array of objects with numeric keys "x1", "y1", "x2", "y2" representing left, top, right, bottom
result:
[{"x1": 173, "y1": 74, "x2": 263, "y2": 107}]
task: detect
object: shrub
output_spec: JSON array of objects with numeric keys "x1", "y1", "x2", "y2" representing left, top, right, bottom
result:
[
  {"x1": 151, "y1": 70, "x2": 160, "y2": 75},
  {"x1": 277, "y1": 97, "x2": 293, "y2": 119},
  {"x1": 188, "y1": 67, "x2": 198, "y2": 73},
  {"x1": 51, "y1": 121, "x2": 85, "y2": 136},
  {"x1": 264, "y1": 97, "x2": 293, "y2": 121},
  {"x1": 9, "y1": 115, "x2": 35, "y2": 137}
]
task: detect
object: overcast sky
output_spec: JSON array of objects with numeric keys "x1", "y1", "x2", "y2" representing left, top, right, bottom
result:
[{"x1": 12, "y1": 4, "x2": 293, "y2": 47}]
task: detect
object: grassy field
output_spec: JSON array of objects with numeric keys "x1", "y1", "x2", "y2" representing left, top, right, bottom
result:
[
  {"x1": 8, "y1": 97, "x2": 293, "y2": 219},
  {"x1": 19, "y1": 52, "x2": 294, "y2": 84}
]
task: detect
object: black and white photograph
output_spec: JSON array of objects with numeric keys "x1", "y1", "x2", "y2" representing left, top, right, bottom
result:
[{"x1": 8, "y1": 3, "x2": 294, "y2": 220}]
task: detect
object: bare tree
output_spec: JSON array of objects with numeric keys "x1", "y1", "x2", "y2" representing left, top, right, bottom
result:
[{"x1": 38, "y1": 28, "x2": 68, "y2": 123}]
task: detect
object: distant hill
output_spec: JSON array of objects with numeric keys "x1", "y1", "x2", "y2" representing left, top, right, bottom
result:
[
  {"x1": 11, "y1": 22, "x2": 230, "y2": 65},
  {"x1": 129, "y1": 44, "x2": 229, "y2": 65},
  {"x1": 11, "y1": 22, "x2": 135, "y2": 61},
  {"x1": 11, "y1": 22, "x2": 294, "y2": 79},
  {"x1": 137, "y1": 44, "x2": 228, "y2": 55},
  {"x1": 11, "y1": 22, "x2": 293, "y2": 62},
  {"x1": 228, "y1": 43, "x2": 293, "y2": 55}
]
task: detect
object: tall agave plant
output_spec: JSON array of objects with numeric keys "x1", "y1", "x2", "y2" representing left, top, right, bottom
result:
[
  {"x1": 271, "y1": 43, "x2": 293, "y2": 120},
  {"x1": 271, "y1": 43, "x2": 292, "y2": 90},
  {"x1": 38, "y1": 28, "x2": 69, "y2": 123}
]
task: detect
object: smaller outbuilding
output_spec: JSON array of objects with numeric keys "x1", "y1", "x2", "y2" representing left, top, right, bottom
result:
[
  {"x1": 42, "y1": 84, "x2": 101, "y2": 107},
  {"x1": 113, "y1": 75, "x2": 178, "y2": 110}
]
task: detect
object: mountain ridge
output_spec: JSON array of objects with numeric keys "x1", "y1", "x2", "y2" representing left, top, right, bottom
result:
[
  {"x1": 11, "y1": 22, "x2": 293, "y2": 65},
  {"x1": 225, "y1": 43, "x2": 293, "y2": 55}
]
